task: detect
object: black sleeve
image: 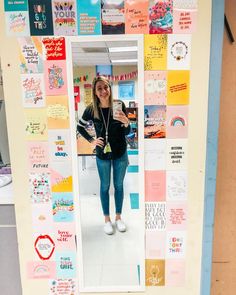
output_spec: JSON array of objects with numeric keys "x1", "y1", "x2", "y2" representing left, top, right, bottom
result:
[
  {"x1": 77, "y1": 106, "x2": 94, "y2": 143},
  {"x1": 121, "y1": 101, "x2": 131, "y2": 135}
]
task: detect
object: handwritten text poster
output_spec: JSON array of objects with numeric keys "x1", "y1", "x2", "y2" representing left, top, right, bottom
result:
[
  {"x1": 18, "y1": 37, "x2": 43, "y2": 74},
  {"x1": 5, "y1": 11, "x2": 30, "y2": 36},
  {"x1": 21, "y1": 73, "x2": 45, "y2": 108},
  {"x1": 144, "y1": 71, "x2": 167, "y2": 105},
  {"x1": 46, "y1": 96, "x2": 70, "y2": 129},
  {"x1": 166, "y1": 170, "x2": 187, "y2": 201},
  {"x1": 145, "y1": 139, "x2": 166, "y2": 170},
  {"x1": 125, "y1": 0, "x2": 149, "y2": 34},
  {"x1": 54, "y1": 222, "x2": 76, "y2": 250},
  {"x1": 49, "y1": 279, "x2": 76, "y2": 294},
  {"x1": 27, "y1": 141, "x2": 49, "y2": 173},
  {"x1": 145, "y1": 170, "x2": 166, "y2": 202},
  {"x1": 24, "y1": 109, "x2": 48, "y2": 141},
  {"x1": 173, "y1": 9, "x2": 197, "y2": 34},
  {"x1": 166, "y1": 202, "x2": 187, "y2": 230},
  {"x1": 42, "y1": 37, "x2": 66, "y2": 60},
  {"x1": 145, "y1": 202, "x2": 166, "y2": 230},
  {"x1": 144, "y1": 34, "x2": 167, "y2": 70},
  {"x1": 146, "y1": 259, "x2": 165, "y2": 286}
]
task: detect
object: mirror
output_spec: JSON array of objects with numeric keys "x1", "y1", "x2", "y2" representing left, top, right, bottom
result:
[{"x1": 67, "y1": 35, "x2": 144, "y2": 292}]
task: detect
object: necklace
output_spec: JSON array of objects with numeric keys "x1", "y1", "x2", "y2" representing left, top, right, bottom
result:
[{"x1": 100, "y1": 108, "x2": 111, "y2": 154}]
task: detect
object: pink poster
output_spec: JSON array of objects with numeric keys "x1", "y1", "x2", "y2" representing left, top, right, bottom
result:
[
  {"x1": 50, "y1": 162, "x2": 73, "y2": 193},
  {"x1": 125, "y1": 0, "x2": 149, "y2": 34},
  {"x1": 27, "y1": 142, "x2": 49, "y2": 173},
  {"x1": 44, "y1": 60, "x2": 68, "y2": 96},
  {"x1": 27, "y1": 261, "x2": 56, "y2": 279},
  {"x1": 166, "y1": 201, "x2": 187, "y2": 230},
  {"x1": 146, "y1": 230, "x2": 166, "y2": 258},
  {"x1": 173, "y1": 9, "x2": 197, "y2": 34},
  {"x1": 166, "y1": 105, "x2": 188, "y2": 138},
  {"x1": 145, "y1": 170, "x2": 166, "y2": 201},
  {"x1": 54, "y1": 223, "x2": 76, "y2": 250},
  {"x1": 144, "y1": 71, "x2": 167, "y2": 105},
  {"x1": 165, "y1": 259, "x2": 186, "y2": 286},
  {"x1": 31, "y1": 203, "x2": 54, "y2": 232}
]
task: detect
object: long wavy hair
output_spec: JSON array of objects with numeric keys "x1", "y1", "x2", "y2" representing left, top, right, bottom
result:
[{"x1": 91, "y1": 76, "x2": 113, "y2": 119}]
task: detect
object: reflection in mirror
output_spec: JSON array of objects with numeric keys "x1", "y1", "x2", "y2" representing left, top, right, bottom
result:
[{"x1": 71, "y1": 36, "x2": 144, "y2": 292}]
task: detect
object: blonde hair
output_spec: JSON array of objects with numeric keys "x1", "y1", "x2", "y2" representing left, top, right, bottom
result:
[{"x1": 92, "y1": 76, "x2": 113, "y2": 119}]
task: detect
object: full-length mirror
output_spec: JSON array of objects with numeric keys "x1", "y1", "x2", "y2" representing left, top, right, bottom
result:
[{"x1": 67, "y1": 35, "x2": 144, "y2": 292}]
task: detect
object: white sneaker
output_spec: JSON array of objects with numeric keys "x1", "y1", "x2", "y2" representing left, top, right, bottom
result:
[
  {"x1": 104, "y1": 221, "x2": 114, "y2": 235},
  {"x1": 116, "y1": 219, "x2": 126, "y2": 232}
]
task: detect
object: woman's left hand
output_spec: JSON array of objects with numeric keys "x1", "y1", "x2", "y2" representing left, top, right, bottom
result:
[{"x1": 114, "y1": 111, "x2": 129, "y2": 125}]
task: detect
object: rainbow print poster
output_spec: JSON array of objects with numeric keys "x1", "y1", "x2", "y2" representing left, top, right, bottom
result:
[{"x1": 166, "y1": 105, "x2": 188, "y2": 138}]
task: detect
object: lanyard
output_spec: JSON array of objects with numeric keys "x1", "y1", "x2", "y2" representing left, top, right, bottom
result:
[{"x1": 100, "y1": 107, "x2": 110, "y2": 144}]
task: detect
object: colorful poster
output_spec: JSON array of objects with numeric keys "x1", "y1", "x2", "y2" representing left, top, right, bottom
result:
[
  {"x1": 18, "y1": 37, "x2": 43, "y2": 74},
  {"x1": 166, "y1": 170, "x2": 187, "y2": 201},
  {"x1": 166, "y1": 201, "x2": 187, "y2": 230},
  {"x1": 144, "y1": 105, "x2": 166, "y2": 139},
  {"x1": 145, "y1": 202, "x2": 166, "y2": 230},
  {"x1": 144, "y1": 139, "x2": 166, "y2": 170},
  {"x1": 28, "y1": 0, "x2": 54, "y2": 36},
  {"x1": 77, "y1": 0, "x2": 101, "y2": 35},
  {"x1": 144, "y1": 71, "x2": 167, "y2": 105},
  {"x1": 49, "y1": 279, "x2": 76, "y2": 294},
  {"x1": 51, "y1": 0, "x2": 77, "y2": 35},
  {"x1": 27, "y1": 261, "x2": 56, "y2": 279},
  {"x1": 145, "y1": 170, "x2": 166, "y2": 202},
  {"x1": 24, "y1": 109, "x2": 48, "y2": 141},
  {"x1": 34, "y1": 234, "x2": 55, "y2": 260},
  {"x1": 4, "y1": 0, "x2": 28, "y2": 11},
  {"x1": 21, "y1": 73, "x2": 45, "y2": 107},
  {"x1": 145, "y1": 259, "x2": 165, "y2": 286},
  {"x1": 146, "y1": 231, "x2": 166, "y2": 258},
  {"x1": 167, "y1": 70, "x2": 190, "y2": 105},
  {"x1": 31, "y1": 203, "x2": 54, "y2": 232},
  {"x1": 167, "y1": 34, "x2": 191, "y2": 70},
  {"x1": 55, "y1": 252, "x2": 76, "y2": 278},
  {"x1": 144, "y1": 34, "x2": 167, "y2": 70},
  {"x1": 149, "y1": 0, "x2": 173, "y2": 34},
  {"x1": 166, "y1": 231, "x2": 186, "y2": 258},
  {"x1": 173, "y1": 9, "x2": 197, "y2": 34},
  {"x1": 83, "y1": 83, "x2": 92, "y2": 106},
  {"x1": 44, "y1": 60, "x2": 68, "y2": 95},
  {"x1": 101, "y1": 0, "x2": 125, "y2": 34},
  {"x1": 46, "y1": 96, "x2": 70, "y2": 129},
  {"x1": 50, "y1": 162, "x2": 73, "y2": 192},
  {"x1": 166, "y1": 139, "x2": 188, "y2": 170},
  {"x1": 165, "y1": 259, "x2": 185, "y2": 286},
  {"x1": 27, "y1": 142, "x2": 49, "y2": 173},
  {"x1": 48, "y1": 130, "x2": 71, "y2": 162},
  {"x1": 42, "y1": 37, "x2": 66, "y2": 60},
  {"x1": 54, "y1": 223, "x2": 76, "y2": 250},
  {"x1": 52, "y1": 192, "x2": 74, "y2": 222},
  {"x1": 5, "y1": 11, "x2": 30, "y2": 36},
  {"x1": 166, "y1": 105, "x2": 188, "y2": 138},
  {"x1": 173, "y1": 0, "x2": 197, "y2": 9},
  {"x1": 29, "y1": 172, "x2": 51, "y2": 203},
  {"x1": 125, "y1": 0, "x2": 149, "y2": 34}
]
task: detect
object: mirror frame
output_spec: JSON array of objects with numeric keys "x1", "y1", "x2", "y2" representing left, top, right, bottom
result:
[{"x1": 66, "y1": 34, "x2": 145, "y2": 293}]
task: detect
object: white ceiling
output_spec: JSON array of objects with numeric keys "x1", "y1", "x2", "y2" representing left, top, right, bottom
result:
[{"x1": 72, "y1": 40, "x2": 138, "y2": 66}]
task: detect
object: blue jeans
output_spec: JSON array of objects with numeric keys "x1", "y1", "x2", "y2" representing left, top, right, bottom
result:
[{"x1": 96, "y1": 152, "x2": 129, "y2": 216}]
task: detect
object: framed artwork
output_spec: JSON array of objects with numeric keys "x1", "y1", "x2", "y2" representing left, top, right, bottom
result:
[{"x1": 118, "y1": 81, "x2": 135, "y2": 100}]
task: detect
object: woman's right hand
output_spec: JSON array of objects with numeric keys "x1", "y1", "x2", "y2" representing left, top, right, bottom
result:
[{"x1": 91, "y1": 137, "x2": 104, "y2": 148}]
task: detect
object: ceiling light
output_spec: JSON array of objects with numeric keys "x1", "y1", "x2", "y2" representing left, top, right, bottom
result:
[
  {"x1": 111, "y1": 59, "x2": 138, "y2": 64},
  {"x1": 108, "y1": 46, "x2": 138, "y2": 53}
]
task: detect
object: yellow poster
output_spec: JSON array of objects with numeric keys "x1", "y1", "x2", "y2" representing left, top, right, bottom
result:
[
  {"x1": 46, "y1": 95, "x2": 70, "y2": 129},
  {"x1": 24, "y1": 108, "x2": 48, "y2": 141},
  {"x1": 145, "y1": 259, "x2": 165, "y2": 286},
  {"x1": 167, "y1": 70, "x2": 190, "y2": 105},
  {"x1": 144, "y1": 34, "x2": 167, "y2": 71}
]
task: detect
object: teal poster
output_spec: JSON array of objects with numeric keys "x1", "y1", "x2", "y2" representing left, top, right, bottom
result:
[
  {"x1": 77, "y1": 0, "x2": 101, "y2": 35},
  {"x1": 56, "y1": 252, "x2": 76, "y2": 278},
  {"x1": 52, "y1": 192, "x2": 74, "y2": 222},
  {"x1": 4, "y1": 0, "x2": 28, "y2": 11}
]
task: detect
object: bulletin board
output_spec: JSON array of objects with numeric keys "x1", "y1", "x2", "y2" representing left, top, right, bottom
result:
[{"x1": 0, "y1": 0, "x2": 212, "y2": 294}]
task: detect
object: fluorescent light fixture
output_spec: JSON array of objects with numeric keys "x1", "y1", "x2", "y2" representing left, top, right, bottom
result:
[
  {"x1": 109, "y1": 46, "x2": 138, "y2": 53},
  {"x1": 111, "y1": 59, "x2": 138, "y2": 64}
]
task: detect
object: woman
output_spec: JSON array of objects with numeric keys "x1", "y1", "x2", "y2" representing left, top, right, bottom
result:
[{"x1": 77, "y1": 76, "x2": 130, "y2": 235}]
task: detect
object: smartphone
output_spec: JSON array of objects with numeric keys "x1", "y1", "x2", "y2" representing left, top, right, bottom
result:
[{"x1": 113, "y1": 100, "x2": 122, "y2": 119}]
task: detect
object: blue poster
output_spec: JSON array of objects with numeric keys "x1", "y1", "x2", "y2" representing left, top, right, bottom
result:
[
  {"x1": 52, "y1": 192, "x2": 74, "y2": 222},
  {"x1": 56, "y1": 251, "x2": 76, "y2": 278},
  {"x1": 77, "y1": 0, "x2": 101, "y2": 35},
  {"x1": 4, "y1": 0, "x2": 28, "y2": 11}
]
